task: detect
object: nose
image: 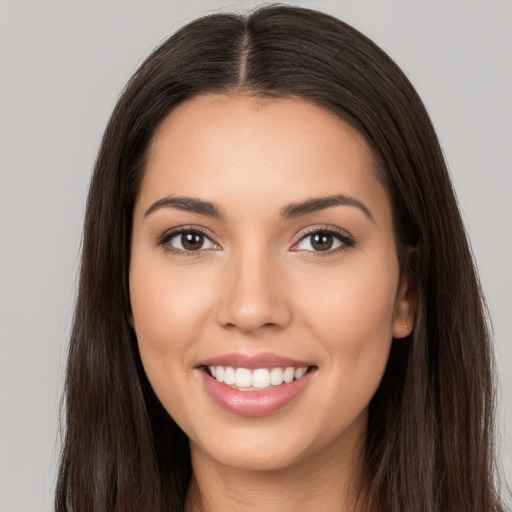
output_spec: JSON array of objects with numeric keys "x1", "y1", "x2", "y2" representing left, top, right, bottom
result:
[{"x1": 215, "y1": 248, "x2": 292, "y2": 334}]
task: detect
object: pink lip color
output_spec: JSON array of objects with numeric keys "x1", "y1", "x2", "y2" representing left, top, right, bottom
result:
[
  {"x1": 198, "y1": 352, "x2": 313, "y2": 370},
  {"x1": 199, "y1": 366, "x2": 316, "y2": 417}
]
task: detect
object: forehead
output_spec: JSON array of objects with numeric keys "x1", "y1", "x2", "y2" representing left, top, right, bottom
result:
[{"x1": 138, "y1": 93, "x2": 390, "y2": 224}]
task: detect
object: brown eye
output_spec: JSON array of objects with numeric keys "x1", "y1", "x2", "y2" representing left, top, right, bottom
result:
[
  {"x1": 294, "y1": 229, "x2": 352, "y2": 253},
  {"x1": 181, "y1": 232, "x2": 204, "y2": 250},
  {"x1": 167, "y1": 230, "x2": 218, "y2": 252},
  {"x1": 310, "y1": 233, "x2": 333, "y2": 251}
]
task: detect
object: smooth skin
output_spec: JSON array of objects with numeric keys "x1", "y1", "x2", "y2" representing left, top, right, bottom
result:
[{"x1": 129, "y1": 94, "x2": 416, "y2": 511}]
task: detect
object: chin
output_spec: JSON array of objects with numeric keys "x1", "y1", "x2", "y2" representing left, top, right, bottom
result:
[
  {"x1": 192, "y1": 435, "x2": 310, "y2": 473},
  {"x1": 185, "y1": 404, "x2": 368, "y2": 475}
]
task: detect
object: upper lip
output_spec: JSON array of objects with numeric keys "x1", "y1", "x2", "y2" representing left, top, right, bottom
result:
[{"x1": 197, "y1": 352, "x2": 315, "y2": 370}]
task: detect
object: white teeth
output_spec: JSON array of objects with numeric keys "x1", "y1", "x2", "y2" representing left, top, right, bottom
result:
[
  {"x1": 235, "y1": 368, "x2": 252, "y2": 388},
  {"x1": 283, "y1": 367, "x2": 295, "y2": 383},
  {"x1": 270, "y1": 367, "x2": 284, "y2": 385},
  {"x1": 224, "y1": 366, "x2": 235, "y2": 385},
  {"x1": 252, "y1": 369, "x2": 271, "y2": 388},
  {"x1": 294, "y1": 367, "x2": 307, "y2": 379},
  {"x1": 209, "y1": 365, "x2": 310, "y2": 390}
]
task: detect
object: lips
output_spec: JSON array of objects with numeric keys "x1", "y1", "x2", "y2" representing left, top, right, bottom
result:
[
  {"x1": 196, "y1": 352, "x2": 317, "y2": 416},
  {"x1": 198, "y1": 352, "x2": 314, "y2": 369}
]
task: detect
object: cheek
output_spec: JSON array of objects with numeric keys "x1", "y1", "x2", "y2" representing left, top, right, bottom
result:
[
  {"x1": 296, "y1": 254, "x2": 398, "y2": 400},
  {"x1": 129, "y1": 253, "x2": 211, "y2": 404},
  {"x1": 299, "y1": 254, "x2": 398, "y2": 341},
  {"x1": 130, "y1": 246, "x2": 213, "y2": 341}
]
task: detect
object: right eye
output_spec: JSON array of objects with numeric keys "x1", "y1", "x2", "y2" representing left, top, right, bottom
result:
[{"x1": 160, "y1": 229, "x2": 219, "y2": 253}]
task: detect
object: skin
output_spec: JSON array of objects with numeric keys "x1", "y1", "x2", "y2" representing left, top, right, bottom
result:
[{"x1": 130, "y1": 94, "x2": 416, "y2": 511}]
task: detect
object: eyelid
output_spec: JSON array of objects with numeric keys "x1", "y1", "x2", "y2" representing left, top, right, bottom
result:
[
  {"x1": 291, "y1": 225, "x2": 356, "y2": 254},
  {"x1": 157, "y1": 225, "x2": 221, "y2": 254},
  {"x1": 156, "y1": 224, "x2": 355, "y2": 257}
]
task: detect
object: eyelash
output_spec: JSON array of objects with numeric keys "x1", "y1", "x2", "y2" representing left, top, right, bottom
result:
[
  {"x1": 156, "y1": 225, "x2": 356, "y2": 257},
  {"x1": 157, "y1": 225, "x2": 217, "y2": 257},
  {"x1": 292, "y1": 226, "x2": 356, "y2": 257}
]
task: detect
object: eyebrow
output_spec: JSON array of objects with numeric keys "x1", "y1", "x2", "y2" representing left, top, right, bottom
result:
[
  {"x1": 280, "y1": 194, "x2": 374, "y2": 222},
  {"x1": 144, "y1": 193, "x2": 374, "y2": 222},
  {"x1": 145, "y1": 196, "x2": 224, "y2": 218}
]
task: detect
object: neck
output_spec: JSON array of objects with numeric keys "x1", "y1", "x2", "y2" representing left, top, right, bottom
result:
[{"x1": 184, "y1": 431, "x2": 367, "y2": 512}]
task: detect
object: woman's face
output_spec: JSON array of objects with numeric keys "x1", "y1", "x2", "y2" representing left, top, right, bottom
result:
[{"x1": 130, "y1": 94, "x2": 414, "y2": 472}]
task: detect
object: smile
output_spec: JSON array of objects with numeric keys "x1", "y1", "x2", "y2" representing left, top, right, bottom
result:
[
  {"x1": 207, "y1": 365, "x2": 309, "y2": 391},
  {"x1": 197, "y1": 353, "x2": 317, "y2": 416}
]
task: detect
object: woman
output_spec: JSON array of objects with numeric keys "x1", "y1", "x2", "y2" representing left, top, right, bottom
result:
[{"x1": 55, "y1": 5, "x2": 505, "y2": 511}]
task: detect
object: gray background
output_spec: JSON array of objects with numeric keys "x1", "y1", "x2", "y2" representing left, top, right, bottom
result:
[{"x1": 0, "y1": 1, "x2": 510, "y2": 510}]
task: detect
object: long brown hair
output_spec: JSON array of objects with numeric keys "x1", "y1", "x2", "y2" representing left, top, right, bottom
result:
[{"x1": 55, "y1": 5, "x2": 504, "y2": 511}]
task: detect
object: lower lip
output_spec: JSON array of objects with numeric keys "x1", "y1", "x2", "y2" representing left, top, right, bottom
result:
[{"x1": 199, "y1": 368, "x2": 316, "y2": 416}]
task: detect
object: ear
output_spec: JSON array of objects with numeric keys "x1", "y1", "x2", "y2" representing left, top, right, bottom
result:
[{"x1": 392, "y1": 249, "x2": 417, "y2": 339}]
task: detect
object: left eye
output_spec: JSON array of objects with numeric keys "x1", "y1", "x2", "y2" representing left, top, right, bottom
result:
[
  {"x1": 168, "y1": 231, "x2": 217, "y2": 251},
  {"x1": 295, "y1": 231, "x2": 345, "y2": 252}
]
